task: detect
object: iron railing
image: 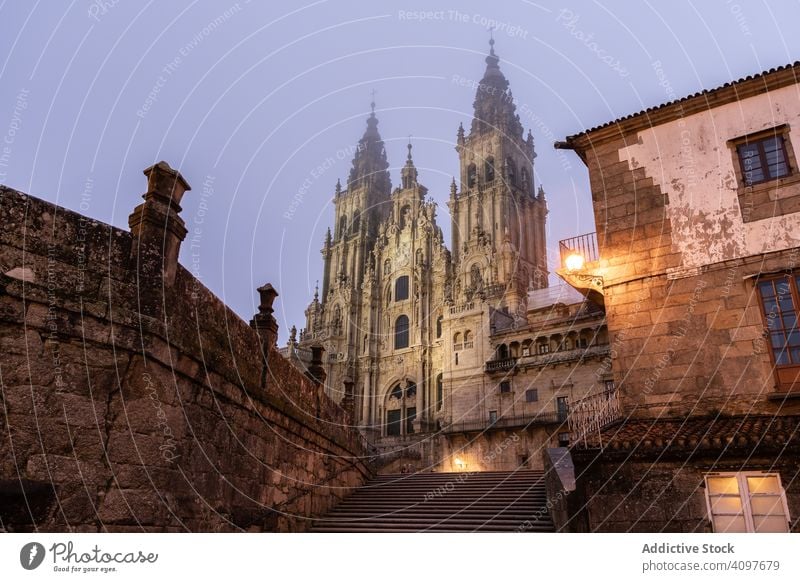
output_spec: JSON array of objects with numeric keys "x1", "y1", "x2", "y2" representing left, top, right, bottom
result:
[
  {"x1": 559, "y1": 232, "x2": 599, "y2": 267},
  {"x1": 568, "y1": 388, "x2": 621, "y2": 447}
]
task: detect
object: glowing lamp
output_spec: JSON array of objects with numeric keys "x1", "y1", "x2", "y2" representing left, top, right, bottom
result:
[{"x1": 565, "y1": 252, "x2": 585, "y2": 272}]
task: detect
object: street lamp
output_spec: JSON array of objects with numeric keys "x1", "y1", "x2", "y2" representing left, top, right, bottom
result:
[{"x1": 565, "y1": 252, "x2": 585, "y2": 272}]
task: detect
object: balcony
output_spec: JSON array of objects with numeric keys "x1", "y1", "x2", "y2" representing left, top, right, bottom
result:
[
  {"x1": 442, "y1": 411, "x2": 563, "y2": 434},
  {"x1": 568, "y1": 388, "x2": 621, "y2": 447},
  {"x1": 484, "y1": 357, "x2": 517, "y2": 373},
  {"x1": 557, "y1": 231, "x2": 604, "y2": 304}
]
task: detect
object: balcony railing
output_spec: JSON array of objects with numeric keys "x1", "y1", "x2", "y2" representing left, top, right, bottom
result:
[
  {"x1": 484, "y1": 357, "x2": 517, "y2": 373},
  {"x1": 559, "y1": 232, "x2": 599, "y2": 267},
  {"x1": 442, "y1": 411, "x2": 563, "y2": 434},
  {"x1": 568, "y1": 388, "x2": 621, "y2": 447}
]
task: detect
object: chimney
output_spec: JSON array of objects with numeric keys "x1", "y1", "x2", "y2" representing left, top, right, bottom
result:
[
  {"x1": 128, "y1": 161, "x2": 191, "y2": 287},
  {"x1": 250, "y1": 283, "x2": 280, "y2": 356}
]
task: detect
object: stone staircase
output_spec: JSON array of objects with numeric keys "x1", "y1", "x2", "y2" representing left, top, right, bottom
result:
[{"x1": 312, "y1": 470, "x2": 554, "y2": 532}]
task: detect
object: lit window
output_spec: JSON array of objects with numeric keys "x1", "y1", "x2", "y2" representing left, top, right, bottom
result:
[
  {"x1": 525, "y1": 389, "x2": 538, "y2": 402},
  {"x1": 395, "y1": 276, "x2": 409, "y2": 301},
  {"x1": 394, "y1": 315, "x2": 409, "y2": 349},
  {"x1": 737, "y1": 135, "x2": 790, "y2": 186},
  {"x1": 705, "y1": 472, "x2": 790, "y2": 533}
]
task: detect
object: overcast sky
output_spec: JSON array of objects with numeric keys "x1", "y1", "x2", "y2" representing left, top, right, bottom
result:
[{"x1": 2, "y1": 0, "x2": 799, "y2": 342}]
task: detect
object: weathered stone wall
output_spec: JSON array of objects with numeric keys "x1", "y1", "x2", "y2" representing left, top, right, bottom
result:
[
  {"x1": 581, "y1": 131, "x2": 800, "y2": 418},
  {"x1": 0, "y1": 181, "x2": 370, "y2": 532},
  {"x1": 570, "y1": 450, "x2": 800, "y2": 533}
]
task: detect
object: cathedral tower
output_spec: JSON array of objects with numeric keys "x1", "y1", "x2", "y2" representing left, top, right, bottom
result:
[
  {"x1": 448, "y1": 39, "x2": 548, "y2": 314},
  {"x1": 311, "y1": 101, "x2": 392, "y2": 401}
]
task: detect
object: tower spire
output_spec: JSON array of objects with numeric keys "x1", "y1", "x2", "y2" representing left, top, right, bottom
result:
[
  {"x1": 346, "y1": 92, "x2": 390, "y2": 192},
  {"x1": 469, "y1": 37, "x2": 523, "y2": 137},
  {"x1": 401, "y1": 136, "x2": 418, "y2": 189}
]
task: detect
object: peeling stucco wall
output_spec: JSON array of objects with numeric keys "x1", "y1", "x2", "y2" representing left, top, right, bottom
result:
[{"x1": 620, "y1": 83, "x2": 800, "y2": 269}]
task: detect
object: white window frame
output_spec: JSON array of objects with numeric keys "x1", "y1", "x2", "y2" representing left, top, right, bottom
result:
[{"x1": 704, "y1": 471, "x2": 791, "y2": 533}]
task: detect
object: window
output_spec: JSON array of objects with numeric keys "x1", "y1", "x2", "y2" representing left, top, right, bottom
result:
[
  {"x1": 436, "y1": 315, "x2": 443, "y2": 338},
  {"x1": 496, "y1": 344, "x2": 509, "y2": 359},
  {"x1": 394, "y1": 315, "x2": 410, "y2": 349},
  {"x1": 556, "y1": 397, "x2": 569, "y2": 421},
  {"x1": 537, "y1": 343, "x2": 549, "y2": 355},
  {"x1": 395, "y1": 275, "x2": 409, "y2": 301},
  {"x1": 488, "y1": 410, "x2": 497, "y2": 424},
  {"x1": 500, "y1": 381, "x2": 512, "y2": 394},
  {"x1": 453, "y1": 331, "x2": 462, "y2": 350},
  {"x1": 463, "y1": 330, "x2": 473, "y2": 348},
  {"x1": 737, "y1": 135, "x2": 790, "y2": 186},
  {"x1": 604, "y1": 379, "x2": 616, "y2": 392},
  {"x1": 467, "y1": 163, "x2": 477, "y2": 188},
  {"x1": 485, "y1": 157, "x2": 495, "y2": 182},
  {"x1": 387, "y1": 409, "x2": 402, "y2": 436},
  {"x1": 578, "y1": 338, "x2": 588, "y2": 349},
  {"x1": 557, "y1": 432, "x2": 570, "y2": 447},
  {"x1": 390, "y1": 385, "x2": 403, "y2": 400},
  {"x1": 351, "y1": 213, "x2": 361, "y2": 233},
  {"x1": 338, "y1": 216, "x2": 347, "y2": 238},
  {"x1": 525, "y1": 389, "x2": 538, "y2": 402},
  {"x1": 406, "y1": 407, "x2": 417, "y2": 434},
  {"x1": 757, "y1": 274, "x2": 800, "y2": 390},
  {"x1": 436, "y1": 374, "x2": 443, "y2": 411},
  {"x1": 704, "y1": 472, "x2": 790, "y2": 533},
  {"x1": 506, "y1": 157, "x2": 516, "y2": 185}
]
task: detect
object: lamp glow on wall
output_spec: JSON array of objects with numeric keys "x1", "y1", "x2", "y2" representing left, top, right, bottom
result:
[
  {"x1": 565, "y1": 252, "x2": 585, "y2": 272},
  {"x1": 453, "y1": 457, "x2": 465, "y2": 471}
]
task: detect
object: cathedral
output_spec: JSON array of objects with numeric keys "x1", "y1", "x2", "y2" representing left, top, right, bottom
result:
[{"x1": 286, "y1": 40, "x2": 609, "y2": 472}]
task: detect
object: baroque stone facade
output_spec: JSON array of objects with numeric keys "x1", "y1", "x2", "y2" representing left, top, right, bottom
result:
[{"x1": 289, "y1": 42, "x2": 609, "y2": 471}]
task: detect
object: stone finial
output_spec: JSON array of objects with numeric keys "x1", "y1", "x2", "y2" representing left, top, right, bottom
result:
[
  {"x1": 251, "y1": 283, "x2": 280, "y2": 356},
  {"x1": 128, "y1": 161, "x2": 191, "y2": 288},
  {"x1": 257, "y1": 283, "x2": 279, "y2": 314},
  {"x1": 306, "y1": 344, "x2": 327, "y2": 387}
]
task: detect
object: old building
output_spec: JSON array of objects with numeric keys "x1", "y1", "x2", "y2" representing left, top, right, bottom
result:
[
  {"x1": 290, "y1": 40, "x2": 609, "y2": 471},
  {"x1": 553, "y1": 62, "x2": 800, "y2": 532}
]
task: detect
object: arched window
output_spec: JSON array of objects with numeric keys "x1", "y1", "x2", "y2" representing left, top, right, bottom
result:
[
  {"x1": 464, "y1": 330, "x2": 473, "y2": 348},
  {"x1": 395, "y1": 315, "x2": 410, "y2": 349},
  {"x1": 351, "y1": 213, "x2": 361, "y2": 233},
  {"x1": 467, "y1": 163, "x2": 477, "y2": 188},
  {"x1": 339, "y1": 216, "x2": 347, "y2": 238},
  {"x1": 395, "y1": 275, "x2": 409, "y2": 301},
  {"x1": 506, "y1": 157, "x2": 516, "y2": 185},
  {"x1": 497, "y1": 344, "x2": 509, "y2": 360},
  {"x1": 436, "y1": 374, "x2": 443, "y2": 411},
  {"x1": 453, "y1": 332, "x2": 462, "y2": 346},
  {"x1": 390, "y1": 385, "x2": 403, "y2": 399},
  {"x1": 436, "y1": 315, "x2": 443, "y2": 338},
  {"x1": 485, "y1": 157, "x2": 495, "y2": 182}
]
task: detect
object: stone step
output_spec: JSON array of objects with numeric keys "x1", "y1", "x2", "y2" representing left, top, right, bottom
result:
[{"x1": 312, "y1": 470, "x2": 555, "y2": 533}]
